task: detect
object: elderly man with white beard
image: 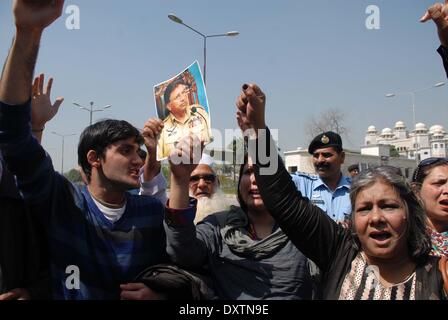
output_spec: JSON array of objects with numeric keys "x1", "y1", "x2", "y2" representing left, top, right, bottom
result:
[{"x1": 188, "y1": 154, "x2": 230, "y2": 224}]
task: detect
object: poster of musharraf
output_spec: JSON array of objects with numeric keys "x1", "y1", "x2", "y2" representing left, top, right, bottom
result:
[{"x1": 154, "y1": 61, "x2": 212, "y2": 160}]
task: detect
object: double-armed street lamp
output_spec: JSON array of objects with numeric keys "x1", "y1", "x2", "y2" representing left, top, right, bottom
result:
[
  {"x1": 73, "y1": 101, "x2": 112, "y2": 126},
  {"x1": 385, "y1": 81, "x2": 445, "y2": 128},
  {"x1": 385, "y1": 81, "x2": 445, "y2": 163},
  {"x1": 168, "y1": 14, "x2": 239, "y2": 85}
]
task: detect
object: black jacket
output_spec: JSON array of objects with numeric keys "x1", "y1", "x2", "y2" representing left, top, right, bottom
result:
[
  {"x1": 438, "y1": 45, "x2": 448, "y2": 79},
  {"x1": 135, "y1": 264, "x2": 217, "y2": 300}
]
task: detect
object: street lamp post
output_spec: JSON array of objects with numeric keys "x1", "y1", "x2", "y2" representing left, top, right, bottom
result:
[
  {"x1": 52, "y1": 132, "x2": 76, "y2": 174},
  {"x1": 386, "y1": 81, "x2": 445, "y2": 129},
  {"x1": 73, "y1": 101, "x2": 112, "y2": 126},
  {"x1": 168, "y1": 14, "x2": 239, "y2": 85},
  {"x1": 385, "y1": 81, "x2": 445, "y2": 162}
]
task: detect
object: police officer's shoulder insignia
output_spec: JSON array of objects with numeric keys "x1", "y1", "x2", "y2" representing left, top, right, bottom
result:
[{"x1": 321, "y1": 135, "x2": 330, "y2": 144}]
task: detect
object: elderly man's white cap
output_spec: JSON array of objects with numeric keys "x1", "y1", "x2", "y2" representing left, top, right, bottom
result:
[{"x1": 199, "y1": 153, "x2": 214, "y2": 166}]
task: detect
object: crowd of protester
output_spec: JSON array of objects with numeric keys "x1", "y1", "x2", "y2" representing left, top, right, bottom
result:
[{"x1": 0, "y1": 0, "x2": 447, "y2": 300}]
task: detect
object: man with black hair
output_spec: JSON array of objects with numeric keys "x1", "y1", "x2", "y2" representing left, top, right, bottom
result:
[
  {"x1": 347, "y1": 164, "x2": 359, "y2": 178},
  {"x1": 157, "y1": 79, "x2": 212, "y2": 159},
  {"x1": 0, "y1": 0, "x2": 167, "y2": 299}
]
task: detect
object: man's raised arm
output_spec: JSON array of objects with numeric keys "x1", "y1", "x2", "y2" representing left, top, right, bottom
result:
[
  {"x1": 0, "y1": 1, "x2": 64, "y2": 202},
  {"x1": 0, "y1": 0, "x2": 64, "y2": 104}
]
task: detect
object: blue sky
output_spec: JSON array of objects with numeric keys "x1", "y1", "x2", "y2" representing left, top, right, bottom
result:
[{"x1": 1, "y1": 0, "x2": 447, "y2": 172}]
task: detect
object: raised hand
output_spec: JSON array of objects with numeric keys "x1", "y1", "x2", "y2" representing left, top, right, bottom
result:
[
  {"x1": 169, "y1": 134, "x2": 203, "y2": 182},
  {"x1": 31, "y1": 73, "x2": 64, "y2": 131},
  {"x1": 0, "y1": 1, "x2": 64, "y2": 104},
  {"x1": 13, "y1": 0, "x2": 65, "y2": 32},
  {"x1": 421, "y1": 1, "x2": 448, "y2": 47},
  {"x1": 237, "y1": 110, "x2": 251, "y2": 133},
  {"x1": 168, "y1": 134, "x2": 203, "y2": 209},
  {"x1": 141, "y1": 118, "x2": 163, "y2": 180},
  {"x1": 142, "y1": 118, "x2": 164, "y2": 155},
  {"x1": 235, "y1": 83, "x2": 266, "y2": 132}
]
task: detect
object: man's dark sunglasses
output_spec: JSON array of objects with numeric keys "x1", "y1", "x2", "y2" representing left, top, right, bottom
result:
[
  {"x1": 189, "y1": 174, "x2": 216, "y2": 184},
  {"x1": 412, "y1": 157, "x2": 448, "y2": 182}
]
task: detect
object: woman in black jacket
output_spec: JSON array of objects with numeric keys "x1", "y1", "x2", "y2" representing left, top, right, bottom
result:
[{"x1": 235, "y1": 83, "x2": 447, "y2": 300}]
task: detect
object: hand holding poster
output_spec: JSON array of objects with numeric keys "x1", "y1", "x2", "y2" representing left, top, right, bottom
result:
[{"x1": 154, "y1": 61, "x2": 212, "y2": 160}]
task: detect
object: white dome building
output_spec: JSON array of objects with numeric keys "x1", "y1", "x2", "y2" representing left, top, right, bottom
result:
[
  {"x1": 415, "y1": 123, "x2": 428, "y2": 134},
  {"x1": 365, "y1": 125, "x2": 378, "y2": 145},
  {"x1": 380, "y1": 128, "x2": 394, "y2": 141},
  {"x1": 395, "y1": 121, "x2": 405, "y2": 129},
  {"x1": 394, "y1": 121, "x2": 407, "y2": 139},
  {"x1": 429, "y1": 125, "x2": 444, "y2": 134},
  {"x1": 364, "y1": 121, "x2": 448, "y2": 161},
  {"x1": 429, "y1": 125, "x2": 447, "y2": 157},
  {"x1": 429, "y1": 125, "x2": 445, "y2": 139}
]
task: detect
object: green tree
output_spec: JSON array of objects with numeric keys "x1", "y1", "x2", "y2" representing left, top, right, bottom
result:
[
  {"x1": 161, "y1": 163, "x2": 171, "y2": 188},
  {"x1": 305, "y1": 107, "x2": 352, "y2": 145},
  {"x1": 64, "y1": 168, "x2": 83, "y2": 184},
  {"x1": 390, "y1": 145, "x2": 400, "y2": 157}
]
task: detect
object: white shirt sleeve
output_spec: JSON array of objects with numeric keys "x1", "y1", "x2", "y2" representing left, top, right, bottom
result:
[{"x1": 139, "y1": 170, "x2": 168, "y2": 205}]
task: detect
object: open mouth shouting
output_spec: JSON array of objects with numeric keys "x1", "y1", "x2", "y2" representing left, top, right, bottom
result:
[
  {"x1": 129, "y1": 168, "x2": 140, "y2": 179},
  {"x1": 369, "y1": 230, "x2": 392, "y2": 245},
  {"x1": 438, "y1": 198, "x2": 448, "y2": 211},
  {"x1": 249, "y1": 188, "x2": 262, "y2": 199}
]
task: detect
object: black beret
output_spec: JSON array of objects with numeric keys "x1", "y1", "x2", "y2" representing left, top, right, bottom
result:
[{"x1": 308, "y1": 131, "x2": 343, "y2": 154}]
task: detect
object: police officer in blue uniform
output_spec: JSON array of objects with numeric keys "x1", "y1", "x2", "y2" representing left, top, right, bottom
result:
[{"x1": 291, "y1": 131, "x2": 351, "y2": 222}]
